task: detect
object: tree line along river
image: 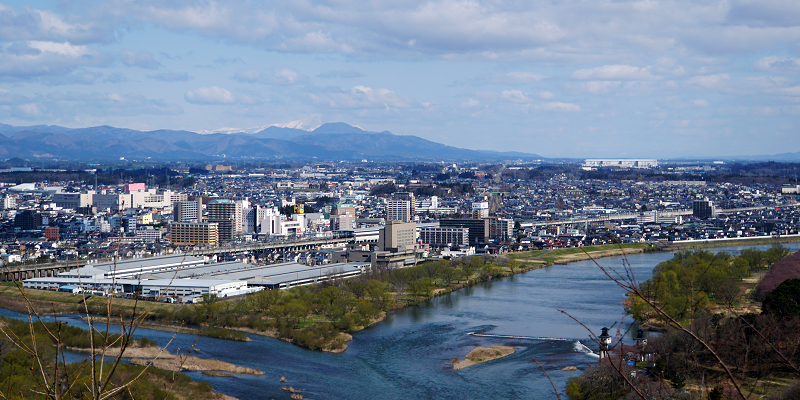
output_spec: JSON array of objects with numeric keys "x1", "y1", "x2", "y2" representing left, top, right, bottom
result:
[{"x1": 2, "y1": 242, "x2": 798, "y2": 399}]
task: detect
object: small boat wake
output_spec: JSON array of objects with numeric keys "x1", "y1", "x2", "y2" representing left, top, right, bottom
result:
[
  {"x1": 573, "y1": 340, "x2": 599, "y2": 358},
  {"x1": 466, "y1": 332, "x2": 574, "y2": 341},
  {"x1": 465, "y1": 332, "x2": 599, "y2": 358}
]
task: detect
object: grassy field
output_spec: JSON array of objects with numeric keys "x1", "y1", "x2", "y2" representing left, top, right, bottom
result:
[
  {"x1": 507, "y1": 243, "x2": 653, "y2": 265},
  {"x1": 668, "y1": 236, "x2": 800, "y2": 250}
]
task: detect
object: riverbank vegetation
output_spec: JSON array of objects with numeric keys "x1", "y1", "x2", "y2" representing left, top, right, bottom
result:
[
  {"x1": 508, "y1": 243, "x2": 657, "y2": 265},
  {"x1": 159, "y1": 255, "x2": 535, "y2": 351},
  {"x1": 1, "y1": 254, "x2": 539, "y2": 352},
  {"x1": 626, "y1": 246, "x2": 790, "y2": 323},
  {"x1": 567, "y1": 245, "x2": 800, "y2": 400},
  {"x1": 0, "y1": 317, "x2": 224, "y2": 400}
]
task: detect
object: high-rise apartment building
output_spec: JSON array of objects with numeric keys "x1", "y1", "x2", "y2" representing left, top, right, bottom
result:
[
  {"x1": 207, "y1": 199, "x2": 243, "y2": 241},
  {"x1": 0, "y1": 196, "x2": 16, "y2": 210},
  {"x1": 693, "y1": 198, "x2": 715, "y2": 219},
  {"x1": 15, "y1": 210, "x2": 42, "y2": 230},
  {"x1": 173, "y1": 199, "x2": 203, "y2": 223},
  {"x1": 170, "y1": 222, "x2": 219, "y2": 245},
  {"x1": 488, "y1": 217, "x2": 513, "y2": 241},
  {"x1": 386, "y1": 199, "x2": 412, "y2": 222}
]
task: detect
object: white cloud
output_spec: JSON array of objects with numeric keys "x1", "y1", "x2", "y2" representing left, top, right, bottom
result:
[
  {"x1": 501, "y1": 90, "x2": 530, "y2": 102},
  {"x1": 16, "y1": 103, "x2": 42, "y2": 116},
  {"x1": 185, "y1": 86, "x2": 237, "y2": 105},
  {"x1": 149, "y1": 72, "x2": 190, "y2": 82},
  {"x1": 0, "y1": 40, "x2": 105, "y2": 77},
  {"x1": 27, "y1": 40, "x2": 91, "y2": 57},
  {"x1": 317, "y1": 70, "x2": 364, "y2": 79},
  {"x1": 490, "y1": 72, "x2": 546, "y2": 84},
  {"x1": 569, "y1": 81, "x2": 622, "y2": 94},
  {"x1": 460, "y1": 98, "x2": 479, "y2": 108},
  {"x1": 0, "y1": 88, "x2": 31, "y2": 105},
  {"x1": 530, "y1": 101, "x2": 581, "y2": 112},
  {"x1": 693, "y1": 99, "x2": 709, "y2": 107},
  {"x1": 539, "y1": 91, "x2": 554, "y2": 99},
  {"x1": 310, "y1": 85, "x2": 415, "y2": 109},
  {"x1": 755, "y1": 56, "x2": 800, "y2": 73},
  {"x1": 269, "y1": 68, "x2": 304, "y2": 85},
  {"x1": 43, "y1": 91, "x2": 182, "y2": 116},
  {"x1": 572, "y1": 65, "x2": 659, "y2": 80},
  {"x1": 234, "y1": 69, "x2": 262, "y2": 82},
  {"x1": 687, "y1": 74, "x2": 730, "y2": 89},
  {"x1": 120, "y1": 50, "x2": 160, "y2": 69},
  {"x1": 0, "y1": 6, "x2": 111, "y2": 44}
]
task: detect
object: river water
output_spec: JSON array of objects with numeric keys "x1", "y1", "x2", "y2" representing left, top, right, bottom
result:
[{"x1": 3, "y1": 243, "x2": 798, "y2": 399}]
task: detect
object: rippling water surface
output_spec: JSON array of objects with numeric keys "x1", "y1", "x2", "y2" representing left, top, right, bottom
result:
[{"x1": 3, "y1": 243, "x2": 798, "y2": 399}]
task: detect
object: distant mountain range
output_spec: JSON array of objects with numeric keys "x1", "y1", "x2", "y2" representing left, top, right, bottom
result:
[{"x1": 0, "y1": 122, "x2": 542, "y2": 162}]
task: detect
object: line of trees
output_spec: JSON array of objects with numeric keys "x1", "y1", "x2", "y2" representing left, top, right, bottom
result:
[{"x1": 568, "y1": 245, "x2": 800, "y2": 400}]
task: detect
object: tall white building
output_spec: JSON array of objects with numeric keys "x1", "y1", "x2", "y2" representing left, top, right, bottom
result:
[
  {"x1": 386, "y1": 199, "x2": 411, "y2": 222},
  {"x1": 0, "y1": 195, "x2": 17, "y2": 210},
  {"x1": 245, "y1": 204, "x2": 276, "y2": 233},
  {"x1": 174, "y1": 199, "x2": 203, "y2": 223}
]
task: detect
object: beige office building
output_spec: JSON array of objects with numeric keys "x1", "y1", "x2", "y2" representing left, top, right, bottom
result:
[
  {"x1": 379, "y1": 221, "x2": 417, "y2": 252},
  {"x1": 170, "y1": 222, "x2": 219, "y2": 246}
]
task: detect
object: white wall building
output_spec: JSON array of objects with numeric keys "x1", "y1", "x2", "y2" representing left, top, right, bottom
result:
[{"x1": 583, "y1": 159, "x2": 658, "y2": 168}]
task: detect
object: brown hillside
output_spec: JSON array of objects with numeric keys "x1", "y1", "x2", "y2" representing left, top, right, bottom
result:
[{"x1": 756, "y1": 251, "x2": 800, "y2": 300}]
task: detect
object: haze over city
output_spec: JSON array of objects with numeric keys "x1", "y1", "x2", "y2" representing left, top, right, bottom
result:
[{"x1": 1, "y1": 0, "x2": 799, "y2": 159}]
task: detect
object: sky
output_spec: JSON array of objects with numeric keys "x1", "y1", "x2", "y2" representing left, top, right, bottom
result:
[{"x1": 0, "y1": 0, "x2": 799, "y2": 159}]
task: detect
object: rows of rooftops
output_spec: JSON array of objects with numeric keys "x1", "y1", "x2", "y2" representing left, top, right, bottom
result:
[
  {"x1": 0, "y1": 160, "x2": 796, "y2": 264},
  {"x1": 22, "y1": 252, "x2": 373, "y2": 298}
]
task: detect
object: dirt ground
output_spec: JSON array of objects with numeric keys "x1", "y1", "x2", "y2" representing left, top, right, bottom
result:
[
  {"x1": 451, "y1": 345, "x2": 515, "y2": 370},
  {"x1": 68, "y1": 346, "x2": 264, "y2": 375}
]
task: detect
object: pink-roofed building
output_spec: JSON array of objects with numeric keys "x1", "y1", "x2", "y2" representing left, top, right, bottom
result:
[{"x1": 124, "y1": 183, "x2": 145, "y2": 192}]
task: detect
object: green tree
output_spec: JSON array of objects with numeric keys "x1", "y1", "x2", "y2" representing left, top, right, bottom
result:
[{"x1": 762, "y1": 278, "x2": 800, "y2": 318}]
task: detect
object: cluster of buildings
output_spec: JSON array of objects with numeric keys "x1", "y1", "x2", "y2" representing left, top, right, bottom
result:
[
  {"x1": 22, "y1": 253, "x2": 371, "y2": 301},
  {"x1": 0, "y1": 160, "x2": 797, "y2": 281}
]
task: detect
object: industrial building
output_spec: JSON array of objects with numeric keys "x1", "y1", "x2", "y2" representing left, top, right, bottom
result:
[
  {"x1": 23, "y1": 277, "x2": 251, "y2": 300},
  {"x1": 143, "y1": 261, "x2": 371, "y2": 290},
  {"x1": 22, "y1": 253, "x2": 371, "y2": 299},
  {"x1": 583, "y1": 159, "x2": 658, "y2": 168},
  {"x1": 60, "y1": 254, "x2": 207, "y2": 279}
]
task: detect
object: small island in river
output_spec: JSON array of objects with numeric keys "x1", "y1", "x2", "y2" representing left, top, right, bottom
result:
[{"x1": 451, "y1": 346, "x2": 515, "y2": 370}]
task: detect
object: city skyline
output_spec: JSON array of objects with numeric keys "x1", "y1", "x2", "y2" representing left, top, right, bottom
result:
[{"x1": 1, "y1": 0, "x2": 799, "y2": 159}]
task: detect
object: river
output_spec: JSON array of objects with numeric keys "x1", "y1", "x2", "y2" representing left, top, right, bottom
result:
[{"x1": 2, "y1": 243, "x2": 798, "y2": 399}]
